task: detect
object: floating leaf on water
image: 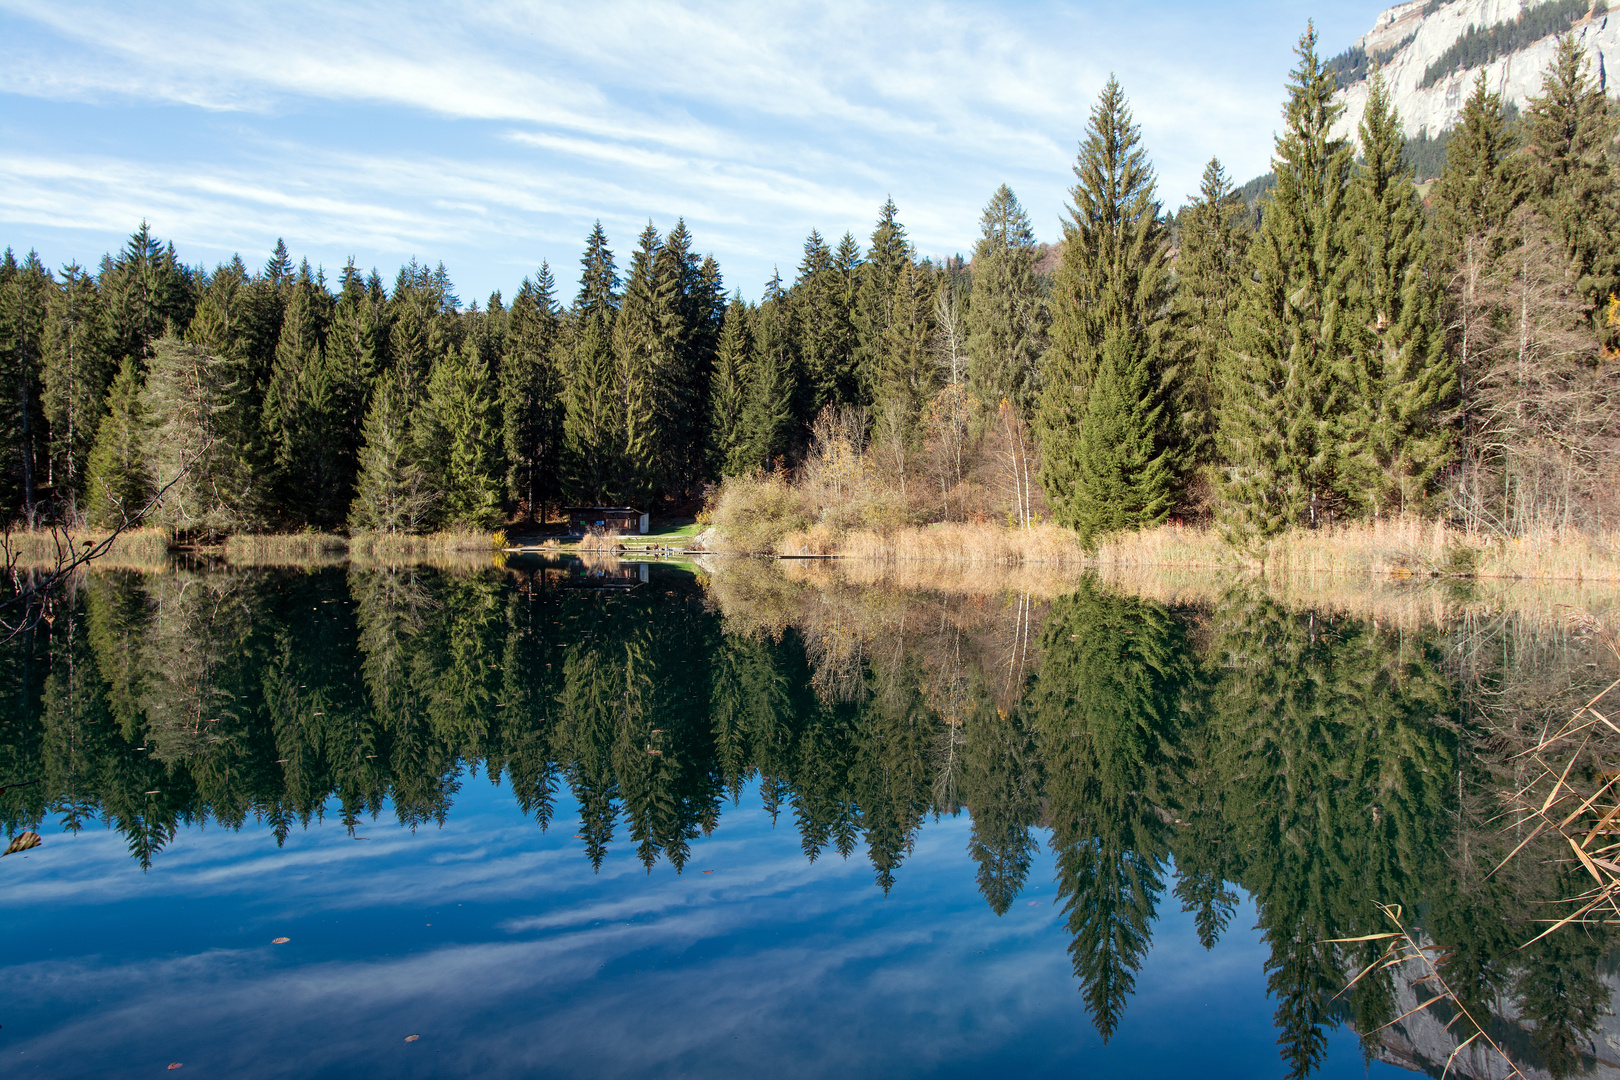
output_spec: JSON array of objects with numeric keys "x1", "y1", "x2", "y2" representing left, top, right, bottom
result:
[
  {"x1": 3, "y1": 831, "x2": 41, "y2": 856},
  {"x1": 271, "y1": 937, "x2": 290, "y2": 944},
  {"x1": 405, "y1": 1034, "x2": 420, "y2": 1042}
]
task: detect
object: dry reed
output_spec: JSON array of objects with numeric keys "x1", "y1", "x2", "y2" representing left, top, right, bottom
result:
[
  {"x1": 1330, "y1": 904, "x2": 1527, "y2": 1079},
  {"x1": 3, "y1": 527, "x2": 171, "y2": 571},
  {"x1": 1494, "y1": 612, "x2": 1620, "y2": 940},
  {"x1": 762, "y1": 516, "x2": 1620, "y2": 582}
]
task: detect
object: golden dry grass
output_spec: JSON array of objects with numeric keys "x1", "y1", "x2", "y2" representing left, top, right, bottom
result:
[
  {"x1": 761, "y1": 516, "x2": 1620, "y2": 583},
  {"x1": 3, "y1": 527, "x2": 171, "y2": 571}
]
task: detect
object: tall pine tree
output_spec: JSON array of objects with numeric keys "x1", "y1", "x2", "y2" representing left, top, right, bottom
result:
[
  {"x1": 418, "y1": 341, "x2": 502, "y2": 528},
  {"x1": 1523, "y1": 34, "x2": 1620, "y2": 339},
  {"x1": 1170, "y1": 159, "x2": 1248, "y2": 488},
  {"x1": 561, "y1": 224, "x2": 624, "y2": 503},
  {"x1": 82, "y1": 357, "x2": 150, "y2": 528},
  {"x1": 609, "y1": 223, "x2": 666, "y2": 503},
  {"x1": 965, "y1": 184, "x2": 1046, "y2": 418},
  {"x1": 1218, "y1": 24, "x2": 1354, "y2": 542},
  {"x1": 501, "y1": 266, "x2": 562, "y2": 520},
  {"x1": 1340, "y1": 70, "x2": 1455, "y2": 515},
  {"x1": 42, "y1": 261, "x2": 112, "y2": 505},
  {"x1": 350, "y1": 365, "x2": 434, "y2": 533},
  {"x1": 739, "y1": 274, "x2": 795, "y2": 472},
  {"x1": 707, "y1": 295, "x2": 755, "y2": 476},
  {"x1": 853, "y1": 200, "x2": 912, "y2": 405},
  {"x1": 1038, "y1": 77, "x2": 1176, "y2": 544}
]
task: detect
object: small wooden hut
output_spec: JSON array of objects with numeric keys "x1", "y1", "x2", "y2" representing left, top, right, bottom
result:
[{"x1": 564, "y1": 507, "x2": 649, "y2": 535}]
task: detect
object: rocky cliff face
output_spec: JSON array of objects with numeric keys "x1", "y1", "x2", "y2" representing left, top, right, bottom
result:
[{"x1": 1332, "y1": 0, "x2": 1616, "y2": 142}]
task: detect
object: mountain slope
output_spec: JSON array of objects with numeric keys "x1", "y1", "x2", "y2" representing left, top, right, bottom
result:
[{"x1": 1332, "y1": 0, "x2": 1615, "y2": 140}]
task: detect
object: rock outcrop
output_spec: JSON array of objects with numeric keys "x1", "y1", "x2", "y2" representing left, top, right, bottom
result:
[{"x1": 1332, "y1": 0, "x2": 1616, "y2": 142}]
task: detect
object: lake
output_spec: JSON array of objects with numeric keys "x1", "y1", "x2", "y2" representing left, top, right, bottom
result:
[{"x1": 1, "y1": 555, "x2": 1615, "y2": 1079}]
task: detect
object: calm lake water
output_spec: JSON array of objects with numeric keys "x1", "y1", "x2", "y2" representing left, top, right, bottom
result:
[{"x1": 1, "y1": 557, "x2": 1615, "y2": 1079}]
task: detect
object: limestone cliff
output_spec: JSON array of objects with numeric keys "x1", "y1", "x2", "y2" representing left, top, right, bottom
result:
[{"x1": 1332, "y1": 0, "x2": 1616, "y2": 142}]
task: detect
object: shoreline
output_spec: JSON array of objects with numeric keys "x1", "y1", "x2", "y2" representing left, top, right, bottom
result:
[{"x1": 5, "y1": 517, "x2": 1619, "y2": 584}]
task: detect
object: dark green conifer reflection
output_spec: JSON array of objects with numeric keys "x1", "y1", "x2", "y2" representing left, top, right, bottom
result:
[
  {"x1": 0, "y1": 561, "x2": 1612, "y2": 1077},
  {"x1": 1031, "y1": 580, "x2": 1184, "y2": 1041}
]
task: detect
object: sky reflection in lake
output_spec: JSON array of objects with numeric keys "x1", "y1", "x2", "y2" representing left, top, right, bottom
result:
[
  {"x1": 1, "y1": 782, "x2": 1392, "y2": 1079},
  {"x1": 1, "y1": 559, "x2": 1613, "y2": 1078}
]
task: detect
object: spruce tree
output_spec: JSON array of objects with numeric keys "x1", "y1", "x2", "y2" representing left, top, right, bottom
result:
[
  {"x1": 739, "y1": 275, "x2": 795, "y2": 471},
  {"x1": 1218, "y1": 24, "x2": 1354, "y2": 542},
  {"x1": 1341, "y1": 70, "x2": 1455, "y2": 515},
  {"x1": 0, "y1": 250, "x2": 51, "y2": 520},
  {"x1": 1038, "y1": 76, "x2": 1176, "y2": 541},
  {"x1": 853, "y1": 200, "x2": 912, "y2": 403},
  {"x1": 418, "y1": 342, "x2": 502, "y2": 528},
  {"x1": 186, "y1": 257, "x2": 252, "y2": 360},
  {"x1": 792, "y1": 230, "x2": 849, "y2": 418},
  {"x1": 42, "y1": 261, "x2": 112, "y2": 504},
  {"x1": 1170, "y1": 159, "x2": 1248, "y2": 484},
  {"x1": 707, "y1": 295, "x2": 754, "y2": 476},
  {"x1": 1071, "y1": 333, "x2": 1174, "y2": 544},
  {"x1": 139, "y1": 336, "x2": 258, "y2": 537},
  {"x1": 653, "y1": 220, "x2": 709, "y2": 496},
  {"x1": 324, "y1": 260, "x2": 386, "y2": 489},
  {"x1": 263, "y1": 238, "x2": 293, "y2": 288},
  {"x1": 832, "y1": 232, "x2": 864, "y2": 406},
  {"x1": 262, "y1": 262, "x2": 342, "y2": 524},
  {"x1": 561, "y1": 313, "x2": 621, "y2": 504},
  {"x1": 350, "y1": 365, "x2": 434, "y2": 532},
  {"x1": 1432, "y1": 71, "x2": 1520, "y2": 271},
  {"x1": 1523, "y1": 34, "x2": 1620, "y2": 334},
  {"x1": 876, "y1": 257, "x2": 937, "y2": 428},
  {"x1": 101, "y1": 223, "x2": 194, "y2": 365},
  {"x1": 1431, "y1": 73, "x2": 1521, "y2": 510},
  {"x1": 83, "y1": 357, "x2": 150, "y2": 528},
  {"x1": 561, "y1": 225, "x2": 623, "y2": 503},
  {"x1": 965, "y1": 184, "x2": 1046, "y2": 417},
  {"x1": 609, "y1": 223, "x2": 664, "y2": 503},
  {"x1": 501, "y1": 266, "x2": 562, "y2": 520},
  {"x1": 576, "y1": 221, "x2": 621, "y2": 322}
]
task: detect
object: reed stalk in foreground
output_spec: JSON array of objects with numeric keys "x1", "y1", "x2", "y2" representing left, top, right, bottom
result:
[
  {"x1": 1493, "y1": 613, "x2": 1620, "y2": 941},
  {"x1": 1330, "y1": 904, "x2": 1527, "y2": 1079},
  {"x1": 1332, "y1": 610, "x2": 1620, "y2": 1078}
]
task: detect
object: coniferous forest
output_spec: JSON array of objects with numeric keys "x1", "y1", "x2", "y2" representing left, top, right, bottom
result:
[{"x1": 1, "y1": 27, "x2": 1617, "y2": 544}]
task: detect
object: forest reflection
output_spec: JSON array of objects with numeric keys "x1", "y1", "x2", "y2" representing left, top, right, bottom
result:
[{"x1": 0, "y1": 556, "x2": 1613, "y2": 1079}]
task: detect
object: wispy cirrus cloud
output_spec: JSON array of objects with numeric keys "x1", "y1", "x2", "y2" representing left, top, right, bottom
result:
[{"x1": 0, "y1": 0, "x2": 1377, "y2": 297}]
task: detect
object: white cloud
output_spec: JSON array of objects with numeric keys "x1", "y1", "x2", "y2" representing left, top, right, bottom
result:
[{"x1": 0, "y1": 0, "x2": 1382, "y2": 296}]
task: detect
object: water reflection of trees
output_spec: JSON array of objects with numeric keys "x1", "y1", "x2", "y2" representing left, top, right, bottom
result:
[{"x1": 0, "y1": 561, "x2": 1612, "y2": 1078}]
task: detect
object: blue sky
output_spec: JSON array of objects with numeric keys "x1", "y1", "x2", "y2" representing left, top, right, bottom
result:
[{"x1": 0, "y1": 1, "x2": 1380, "y2": 304}]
